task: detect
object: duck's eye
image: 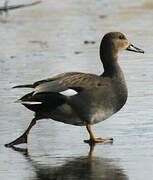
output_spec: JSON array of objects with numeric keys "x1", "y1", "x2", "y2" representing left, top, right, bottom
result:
[{"x1": 119, "y1": 35, "x2": 124, "y2": 40}]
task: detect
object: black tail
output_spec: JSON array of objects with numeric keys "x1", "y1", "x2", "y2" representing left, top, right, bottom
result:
[
  {"x1": 13, "y1": 84, "x2": 33, "y2": 88},
  {"x1": 20, "y1": 92, "x2": 66, "y2": 112}
]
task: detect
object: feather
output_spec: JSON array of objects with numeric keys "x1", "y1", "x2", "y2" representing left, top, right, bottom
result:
[{"x1": 15, "y1": 99, "x2": 42, "y2": 105}]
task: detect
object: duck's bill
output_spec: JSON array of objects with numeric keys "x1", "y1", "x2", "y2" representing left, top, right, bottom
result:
[{"x1": 126, "y1": 44, "x2": 144, "y2": 53}]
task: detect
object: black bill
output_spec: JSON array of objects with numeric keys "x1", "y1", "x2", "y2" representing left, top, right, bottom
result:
[{"x1": 126, "y1": 44, "x2": 144, "y2": 53}]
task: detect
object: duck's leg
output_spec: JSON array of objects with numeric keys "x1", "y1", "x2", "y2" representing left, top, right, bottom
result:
[
  {"x1": 5, "y1": 118, "x2": 36, "y2": 147},
  {"x1": 84, "y1": 124, "x2": 113, "y2": 144}
]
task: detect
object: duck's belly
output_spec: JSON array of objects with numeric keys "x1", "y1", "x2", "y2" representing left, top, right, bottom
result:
[
  {"x1": 44, "y1": 105, "x2": 115, "y2": 126},
  {"x1": 44, "y1": 104, "x2": 86, "y2": 126},
  {"x1": 50, "y1": 114, "x2": 86, "y2": 126},
  {"x1": 89, "y1": 108, "x2": 115, "y2": 125},
  {"x1": 66, "y1": 108, "x2": 114, "y2": 126},
  {"x1": 60, "y1": 108, "x2": 115, "y2": 126}
]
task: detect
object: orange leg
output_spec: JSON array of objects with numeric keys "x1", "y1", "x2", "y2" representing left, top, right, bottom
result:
[
  {"x1": 5, "y1": 118, "x2": 36, "y2": 147},
  {"x1": 84, "y1": 124, "x2": 113, "y2": 144}
]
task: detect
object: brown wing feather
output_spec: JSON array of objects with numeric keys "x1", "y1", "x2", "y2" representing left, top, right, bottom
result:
[{"x1": 33, "y1": 72, "x2": 103, "y2": 95}]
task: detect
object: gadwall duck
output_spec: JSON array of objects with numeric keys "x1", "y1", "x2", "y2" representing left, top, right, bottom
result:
[{"x1": 5, "y1": 32, "x2": 144, "y2": 147}]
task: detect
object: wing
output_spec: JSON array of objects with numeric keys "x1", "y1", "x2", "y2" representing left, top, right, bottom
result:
[
  {"x1": 33, "y1": 72, "x2": 103, "y2": 95},
  {"x1": 14, "y1": 72, "x2": 103, "y2": 95}
]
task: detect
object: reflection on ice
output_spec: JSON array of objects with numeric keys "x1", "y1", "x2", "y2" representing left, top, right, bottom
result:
[{"x1": 11, "y1": 145, "x2": 128, "y2": 180}]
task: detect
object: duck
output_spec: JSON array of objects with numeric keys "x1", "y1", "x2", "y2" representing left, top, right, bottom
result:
[{"x1": 5, "y1": 32, "x2": 144, "y2": 147}]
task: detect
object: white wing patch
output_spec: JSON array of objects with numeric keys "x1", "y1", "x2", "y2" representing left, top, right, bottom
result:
[{"x1": 60, "y1": 89, "x2": 78, "y2": 96}]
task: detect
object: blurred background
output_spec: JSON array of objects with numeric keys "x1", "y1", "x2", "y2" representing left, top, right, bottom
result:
[{"x1": 0, "y1": 0, "x2": 153, "y2": 179}]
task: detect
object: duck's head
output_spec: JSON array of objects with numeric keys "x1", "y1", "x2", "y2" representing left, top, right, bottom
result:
[{"x1": 100, "y1": 32, "x2": 144, "y2": 55}]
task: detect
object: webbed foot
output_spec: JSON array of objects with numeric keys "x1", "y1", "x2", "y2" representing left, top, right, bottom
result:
[{"x1": 84, "y1": 137, "x2": 113, "y2": 144}]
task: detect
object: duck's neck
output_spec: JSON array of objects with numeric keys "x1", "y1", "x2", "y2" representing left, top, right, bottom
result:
[
  {"x1": 100, "y1": 48, "x2": 121, "y2": 77},
  {"x1": 100, "y1": 47, "x2": 128, "y2": 111}
]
